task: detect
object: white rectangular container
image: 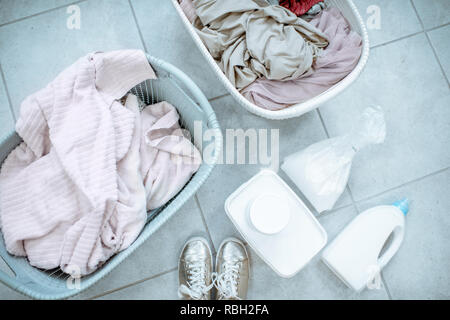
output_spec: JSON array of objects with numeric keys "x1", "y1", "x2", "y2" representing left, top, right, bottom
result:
[{"x1": 225, "y1": 170, "x2": 327, "y2": 278}]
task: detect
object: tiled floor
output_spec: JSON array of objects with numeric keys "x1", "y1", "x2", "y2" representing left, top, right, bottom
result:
[{"x1": 0, "y1": 0, "x2": 449, "y2": 300}]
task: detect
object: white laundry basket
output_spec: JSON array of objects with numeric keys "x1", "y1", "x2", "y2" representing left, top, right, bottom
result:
[{"x1": 172, "y1": 0, "x2": 369, "y2": 120}]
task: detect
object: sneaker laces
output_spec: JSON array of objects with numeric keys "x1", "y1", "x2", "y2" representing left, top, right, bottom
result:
[
  {"x1": 178, "y1": 261, "x2": 213, "y2": 300},
  {"x1": 213, "y1": 260, "x2": 242, "y2": 300}
]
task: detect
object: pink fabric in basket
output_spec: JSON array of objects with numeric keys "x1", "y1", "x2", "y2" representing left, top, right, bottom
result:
[
  {"x1": 242, "y1": 7, "x2": 362, "y2": 110},
  {"x1": 0, "y1": 50, "x2": 200, "y2": 276},
  {"x1": 140, "y1": 101, "x2": 202, "y2": 211},
  {"x1": 179, "y1": 0, "x2": 198, "y2": 23},
  {"x1": 0, "y1": 50, "x2": 155, "y2": 276}
]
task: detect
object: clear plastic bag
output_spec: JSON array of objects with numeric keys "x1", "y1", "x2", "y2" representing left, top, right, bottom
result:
[{"x1": 281, "y1": 106, "x2": 386, "y2": 213}]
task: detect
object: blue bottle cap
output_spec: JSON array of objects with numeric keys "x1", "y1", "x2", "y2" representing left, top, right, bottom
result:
[{"x1": 392, "y1": 198, "x2": 409, "y2": 216}]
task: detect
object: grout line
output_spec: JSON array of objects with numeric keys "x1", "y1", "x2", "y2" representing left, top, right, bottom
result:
[
  {"x1": 370, "y1": 23, "x2": 450, "y2": 51},
  {"x1": 0, "y1": 63, "x2": 17, "y2": 122},
  {"x1": 127, "y1": 0, "x2": 148, "y2": 53},
  {"x1": 86, "y1": 267, "x2": 177, "y2": 300},
  {"x1": 409, "y1": 0, "x2": 449, "y2": 87},
  {"x1": 208, "y1": 93, "x2": 230, "y2": 102},
  {"x1": 315, "y1": 187, "x2": 360, "y2": 219},
  {"x1": 316, "y1": 109, "x2": 330, "y2": 138},
  {"x1": 409, "y1": 0, "x2": 425, "y2": 30},
  {"x1": 0, "y1": 0, "x2": 88, "y2": 28},
  {"x1": 370, "y1": 31, "x2": 423, "y2": 50},
  {"x1": 380, "y1": 272, "x2": 393, "y2": 300},
  {"x1": 345, "y1": 184, "x2": 360, "y2": 214},
  {"x1": 354, "y1": 166, "x2": 450, "y2": 206},
  {"x1": 424, "y1": 32, "x2": 450, "y2": 87},
  {"x1": 425, "y1": 22, "x2": 450, "y2": 33},
  {"x1": 370, "y1": 23, "x2": 450, "y2": 49},
  {"x1": 317, "y1": 203, "x2": 355, "y2": 219},
  {"x1": 194, "y1": 194, "x2": 216, "y2": 254}
]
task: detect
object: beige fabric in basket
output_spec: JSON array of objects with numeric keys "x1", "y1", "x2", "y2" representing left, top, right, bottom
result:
[
  {"x1": 242, "y1": 7, "x2": 363, "y2": 110},
  {"x1": 192, "y1": 0, "x2": 328, "y2": 89}
]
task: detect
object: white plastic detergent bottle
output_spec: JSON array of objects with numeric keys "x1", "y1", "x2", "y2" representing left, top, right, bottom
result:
[{"x1": 322, "y1": 199, "x2": 409, "y2": 291}]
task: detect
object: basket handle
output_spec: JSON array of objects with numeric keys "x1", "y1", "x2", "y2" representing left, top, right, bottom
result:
[
  {"x1": 0, "y1": 252, "x2": 22, "y2": 291},
  {"x1": 0, "y1": 268, "x2": 19, "y2": 291},
  {"x1": 146, "y1": 54, "x2": 219, "y2": 127}
]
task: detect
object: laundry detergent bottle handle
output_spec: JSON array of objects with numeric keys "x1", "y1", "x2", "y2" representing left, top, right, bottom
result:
[
  {"x1": 377, "y1": 199, "x2": 408, "y2": 269},
  {"x1": 321, "y1": 198, "x2": 409, "y2": 291}
]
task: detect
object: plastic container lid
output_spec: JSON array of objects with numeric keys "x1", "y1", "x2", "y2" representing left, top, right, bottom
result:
[
  {"x1": 225, "y1": 170, "x2": 328, "y2": 278},
  {"x1": 249, "y1": 194, "x2": 291, "y2": 235}
]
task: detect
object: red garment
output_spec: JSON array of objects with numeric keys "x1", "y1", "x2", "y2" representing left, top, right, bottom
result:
[{"x1": 280, "y1": 0, "x2": 323, "y2": 16}]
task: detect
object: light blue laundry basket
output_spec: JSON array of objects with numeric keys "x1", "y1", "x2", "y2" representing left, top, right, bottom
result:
[{"x1": 0, "y1": 54, "x2": 223, "y2": 300}]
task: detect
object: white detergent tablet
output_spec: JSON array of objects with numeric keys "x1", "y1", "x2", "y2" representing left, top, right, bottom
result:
[{"x1": 249, "y1": 194, "x2": 291, "y2": 235}]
